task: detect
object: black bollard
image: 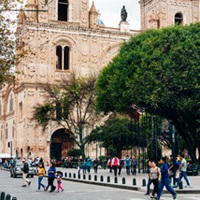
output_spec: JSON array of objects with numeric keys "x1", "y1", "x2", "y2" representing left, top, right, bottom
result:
[
  {"x1": 107, "y1": 176, "x2": 110, "y2": 183},
  {"x1": 1, "y1": 192, "x2": 5, "y2": 200},
  {"x1": 179, "y1": 181, "x2": 183, "y2": 189},
  {"x1": 88, "y1": 174, "x2": 91, "y2": 180},
  {"x1": 12, "y1": 198, "x2": 17, "y2": 200},
  {"x1": 65, "y1": 172, "x2": 67, "y2": 177},
  {"x1": 94, "y1": 175, "x2": 97, "y2": 181},
  {"x1": 122, "y1": 177, "x2": 126, "y2": 185},
  {"x1": 133, "y1": 178, "x2": 136, "y2": 186},
  {"x1": 100, "y1": 175, "x2": 103, "y2": 182},
  {"x1": 6, "y1": 194, "x2": 11, "y2": 200},
  {"x1": 114, "y1": 176, "x2": 118, "y2": 183},
  {"x1": 83, "y1": 174, "x2": 86, "y2": 180},
  {"x1": 73, "y1": 173, "x2": 76, "y2": 178},
  {"x1": 142, "y1": 179, "x2": 146, "y2": 187},
  {"x1": 69, "y1": 173, "x2": 71, "y2": 178},
  {"x1": 78, "y1": 174, "x2": 81, "y2": 179}
]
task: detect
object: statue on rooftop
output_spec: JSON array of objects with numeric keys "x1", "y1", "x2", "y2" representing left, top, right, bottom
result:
[{"x1": 121, "y1": 5, "x2": 127, "y2": 22}]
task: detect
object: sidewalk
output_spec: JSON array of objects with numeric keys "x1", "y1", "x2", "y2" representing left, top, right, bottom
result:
[{"x1": 47, "y1": 167, "x2": 200, "y2": 194}]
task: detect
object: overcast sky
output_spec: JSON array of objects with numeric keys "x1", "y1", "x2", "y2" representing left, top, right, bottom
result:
[{"x1": 89, "y1": 0, "x2": 141, "y2": 30}]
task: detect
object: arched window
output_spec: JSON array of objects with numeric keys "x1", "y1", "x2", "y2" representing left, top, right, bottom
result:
[
  {"x1": 10, "y1": 94, "x2": 13, "y2": 112},
  {"x1": 175, "y1": 13, "x2": 183, "y2": 25},
  {"x1": 64, "y1": 46, "x2": 69, "y2": 70},
  {"x1": 56, "y1": 46, "x2": 62, "y2": 70},
  {"x1": 58, "y1": 0, "x2": 68, "y2": 21},
  {"x1": 56, "y1": 45, "x2": 70, "y2": 70}
]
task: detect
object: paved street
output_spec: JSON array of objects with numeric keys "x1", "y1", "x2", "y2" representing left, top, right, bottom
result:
[{"x1": 0, "y1": 170, "x2": 200, "y2": 200}]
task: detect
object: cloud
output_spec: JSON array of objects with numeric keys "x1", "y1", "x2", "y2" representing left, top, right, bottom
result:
[{"x1": 89, "y1": 0, "x2": 141, "y2": 30}]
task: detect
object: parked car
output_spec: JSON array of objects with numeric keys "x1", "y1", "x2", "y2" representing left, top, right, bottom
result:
[{"x1": 10, "y1": 160, "x2": 35, "y2": 178}]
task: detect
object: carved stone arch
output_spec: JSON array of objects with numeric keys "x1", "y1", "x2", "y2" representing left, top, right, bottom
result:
[
  {"x1": 51, "y1": 34, "x2": 77, "y2": 72},
  {"x1": 4, "y1": 84, "x2": 15, "y2": 115},
  {"x1": 100, "y1": 42, "x2": 122, "y2": 69}
]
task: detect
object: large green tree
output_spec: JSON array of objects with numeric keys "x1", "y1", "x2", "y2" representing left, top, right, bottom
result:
[{"x1": 96, "y1": 23, "x2": 200, "y2": 163}]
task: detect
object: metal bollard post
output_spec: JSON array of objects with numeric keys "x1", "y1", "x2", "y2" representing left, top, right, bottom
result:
[
  {"x1": 1, "y1": 192, "x2": 6, "y2": 200},
  {"x1": 142, "y1": 179, "x2": 146, "y2": 187},
  {"x1": 65, "y1": 172, "x2": 67, "y2": 177},
  {"x1": 100, "y1": 175, "x2": 103, "y2": 182},
  {"x1": 73, "y1": 173, "x2": 76, "y2": 178},
  {"x1": 12, "y1": 198, "x2": 17, "y2": 200},
  {"x1": 88, "y1": 174, "x2": 91, "y2": 180},
  {"x1": 114, "y1": 176, "x2": 118, "y2": 183},
  {"x1": 179, "y1": 181, "x2": 183, "y2": 189},
  {"x1": 133, "y1": 178, "x2": 136, "y2": 186},
  {"x1": 122, "y1": 177, "x2": 126, "y2": 185},
  {"x1": 94, "y1": 175, "x2": 97, "y2": 181},
  {"x1": 83, "y1": 174, "x2": 86, "y2": 180},
  {"x1": 69, "y1": 173, "x2": 71, "y2": 178},
  {"x1": 78, "y1": 174, "x2": 81, "y2": 179},
  {"x1": 107, "y1": 176, "x2": 110, "y2": 183},
  {"x1": 6, "y1": 194, "x2": 11, "y2": 200}
]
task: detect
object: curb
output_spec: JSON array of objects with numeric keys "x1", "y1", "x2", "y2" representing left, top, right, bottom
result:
[{"x1": 1, "y1": 168, "x2": 200, "y2": 194}]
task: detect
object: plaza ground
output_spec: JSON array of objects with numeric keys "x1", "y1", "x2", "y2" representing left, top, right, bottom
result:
[{"x1": 0, "y1": 170, "x2": 200, "y2": 200}]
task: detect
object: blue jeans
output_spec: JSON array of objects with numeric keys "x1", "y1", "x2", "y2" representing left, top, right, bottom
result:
[
  {"x1": 177, "y1": 171, "x2": 190, "y2": 186},
  {"x1": 87, "y1": 166, "x2": 91, "y2": 173},
  {"x1": 38, "y1": 176, "x2": 45, "y2": 190},
  {"x1": 147, "y1": 178, "x2": 152, "y2": 194},
  {"x1": 157, "y1": 178, "x2": 176, "y2": 198},
  {"x1": 83, "y1": 167, "x2": 86, "y2": 174},
  {"x1": 132, "y1": 165, "x2": 136, "y2": 174}
]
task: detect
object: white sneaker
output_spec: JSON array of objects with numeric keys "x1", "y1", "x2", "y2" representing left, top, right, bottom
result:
[
  {"x1": 185, "y1": 185, "x2": 191, "y2": 188},
  {"x1": 36, "y1": 190, "x2": 40, "y2": 192}
]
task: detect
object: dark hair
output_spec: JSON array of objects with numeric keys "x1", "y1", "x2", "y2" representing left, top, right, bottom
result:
[
  {"x1": 50, "y1": 162, "x2": 55, "y2": 169},
  {"x1": 126, "y1": 155, "x2": 129, "y2": 157},
  {"x1": 170, "y1": 155, "x2": 173, "y2": 157},
  {"x1": 161, "y1": 157, "x2": 166, "y2": 162},
  {"x1": 40, "y1": 163, "x2": 44, "y2": 168},
  {"x1": 180, "y1": 154, "x2": 184, "y2": 158}
]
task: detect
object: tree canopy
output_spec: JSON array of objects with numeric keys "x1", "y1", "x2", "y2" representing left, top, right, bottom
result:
[{"x1": 95, "y1": 23, "x2": 200, "y2": 163}]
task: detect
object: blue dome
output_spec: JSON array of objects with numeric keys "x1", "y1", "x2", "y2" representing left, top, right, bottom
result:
[{"x1": 98, "y1": 19, "x2": 105, "y2": 26}]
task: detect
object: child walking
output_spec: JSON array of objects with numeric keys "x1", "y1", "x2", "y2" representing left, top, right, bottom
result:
[
  {"x1": 36, "y1": 163, "x2": 46, "y2": 192},
  {"x1": 56, "y1": 171, "x2": 64, "y2": 193}
]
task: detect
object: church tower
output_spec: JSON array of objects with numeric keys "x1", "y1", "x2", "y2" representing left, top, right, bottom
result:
[
  {"x1": 140, "y1": 0, "x2": 200, "y2": 30},
  {"x1": 89, "y1": 2, "x2": 99, "y2": 28}
]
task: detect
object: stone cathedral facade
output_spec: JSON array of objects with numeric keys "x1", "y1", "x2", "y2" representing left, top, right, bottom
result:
[{"x1": 0, "y1": 0, "x2": 199, "y2": 161}]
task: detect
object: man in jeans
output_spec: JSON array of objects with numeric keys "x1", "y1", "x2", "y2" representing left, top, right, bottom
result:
[
  {"x1": 155, "y1": 157, "x2": 177, "y2": 200},
  {"x1": 21, "y1": 160, "x2": 31, "y2": 187},
  {"x1": 124, "y1": 155, "x2": 130, "y2": 175},
  {"x1": 131, "y1": 156, "x2": 138, "y2": 175},
  {"x1": 177, "y1": 154, "x2": 191, "y2": 188}
]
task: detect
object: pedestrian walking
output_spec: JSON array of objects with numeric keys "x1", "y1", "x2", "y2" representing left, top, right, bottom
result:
[
  {"x1": 36, "y1": 163, "x2": 46, "y2": 192},
  {"x1": 77, "y1": 159, "x2": 82, "y2": 174},
  {"x1": 131, "y1": 156, "x2": 138, "y2": 175},
  {"x1": 21, "y1": 159, "x2": 31, "y2": 187},
  {"x1": 118, "y1": 158, "x2": 123, "y2": 176},
  {"x1": 112, "y1": 156, "x2": 119, "y2": 176},
  {"x1": 168, "y1": 155, "x2": 180, "y2": 183},
  {"x1": 86, "y1": 156, "x2": 92, "y2": 173},
  {"x1": 108, "y1": 158, "x2": 112, "y2": 173},
  {"x1": 56, "y1": 171, "x2": 64, "y2": 193},
  {"x1": 124, "y1": 155, "x2": 130, "y2": 175},
  {"x1": 155, "y1": 157, "x2": 177, "y2": 200},
  {"x1": 177, "y1": 154, "x2": 191, "y2": 188},
  {"x1": 149, "y1": 161, "x2": 161, "y2": 199},
  {"x1": 82, "y1": 159, "x2": 87, "y2": 174},
  {"x1": 93, "y1": 158, "x2": 99, "y2": 173},
  {"x1": 145, "y1": 161, "x2": 153, "y2": 195},
  {"x1": 45, "y1": 162, "x2": 56, "y2": 192}
]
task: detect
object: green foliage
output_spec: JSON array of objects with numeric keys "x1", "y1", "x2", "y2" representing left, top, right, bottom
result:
[
  {"x1": 67, "y1": 149, "x2": 81, "y2": 158},
  {"x1": 96, "y1": 23, "x2": 200, "y2": 163}
]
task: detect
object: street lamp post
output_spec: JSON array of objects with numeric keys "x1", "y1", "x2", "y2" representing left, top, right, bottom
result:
[{"x1": 98, "y1": 128, "x2": 103, "y2": 166}]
